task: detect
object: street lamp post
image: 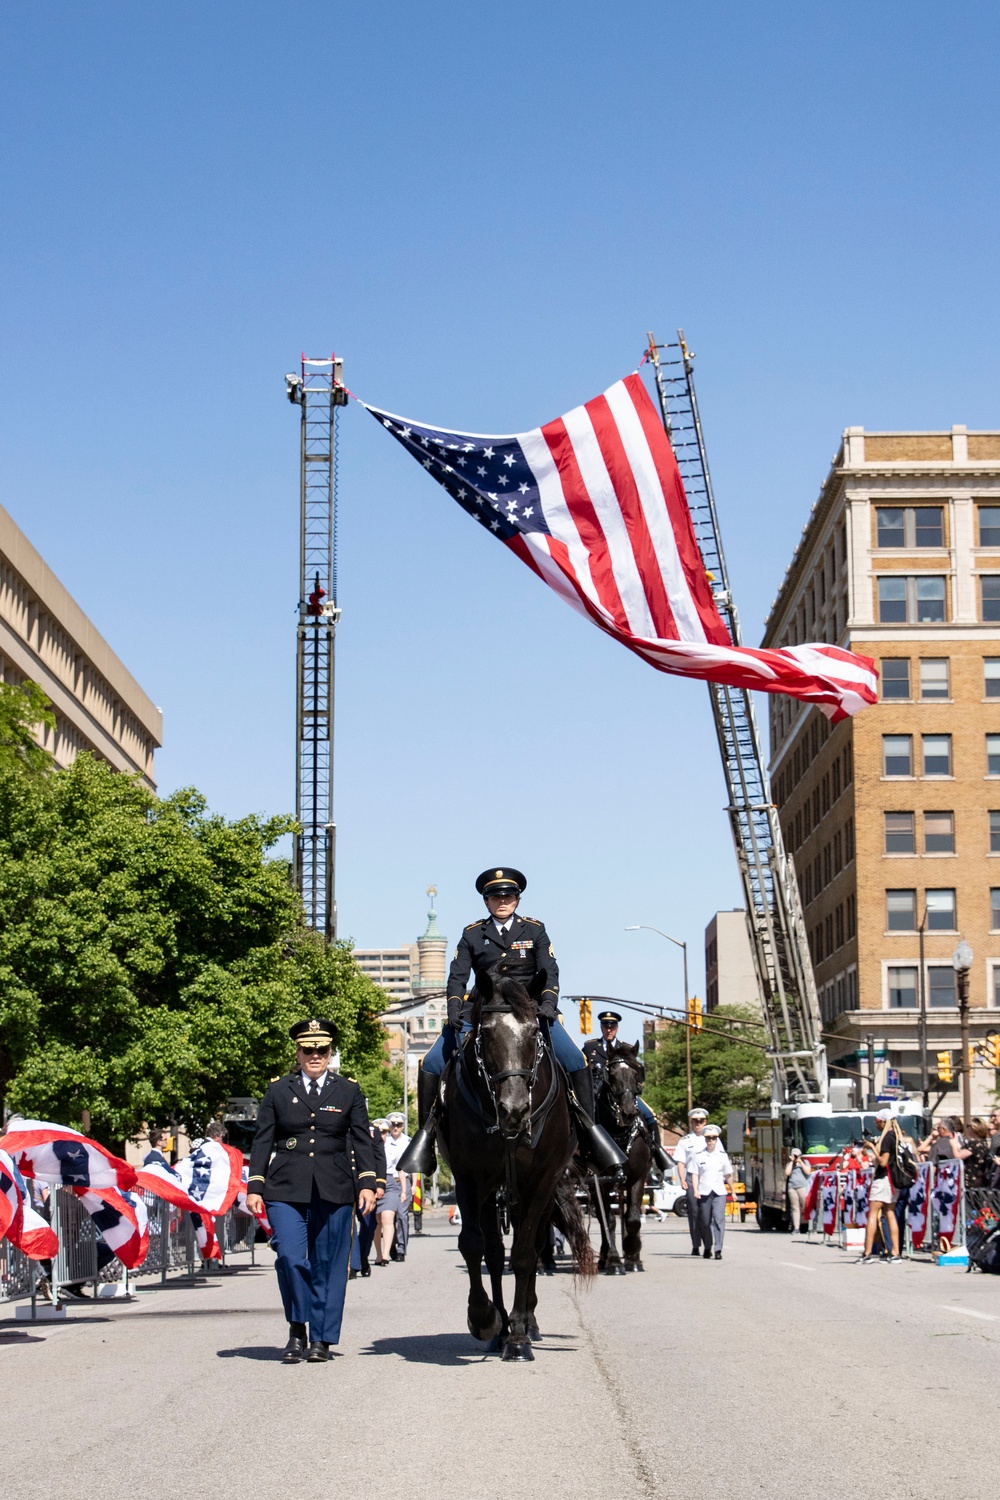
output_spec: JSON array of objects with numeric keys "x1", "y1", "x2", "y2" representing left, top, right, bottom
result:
[
  {"x1": 625, "y1": 924, "x2": 692, "y2": 1112},
  {"x1": 952, "y1": 940, "x2": 974, "y2": 1125}
]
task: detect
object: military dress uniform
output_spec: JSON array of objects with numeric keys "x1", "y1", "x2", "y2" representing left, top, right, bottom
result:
[
  {"x1": 248, "y1": 1020, "x2": 376, "y2": 1353},
  {"x1": 350, "y1": 1122, "x2": 387, "y2": 1277},
  {"x1": 582, "y1": 1013, "x2": 665, "y2": 1152}
]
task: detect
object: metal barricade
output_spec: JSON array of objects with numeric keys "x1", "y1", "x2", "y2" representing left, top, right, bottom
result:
[
  {"x1": 0, "y1": 1237, "x2": 33, "y2": 1302},
  {"x1": 964, "y1": 1186, "x2": 1000, "y2": 1268},
  {"x1": 53, "y1": 1189, "x2": 99, "y2": 1290}
]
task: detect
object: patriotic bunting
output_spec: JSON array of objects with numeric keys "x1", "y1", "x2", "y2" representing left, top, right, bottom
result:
[
  {"x1": 364, "y1": 373, "x2": 878, "y2": 723},
  {"x1": 0, "y1": 1121, "x2": 136, "y2": 1192},
  {"x1": 0, "y1": 1148, "x2": 59, "y2": 1260},
  {"x1": 73, "y1": 1187, "x2": 149, "y2": 1270}
]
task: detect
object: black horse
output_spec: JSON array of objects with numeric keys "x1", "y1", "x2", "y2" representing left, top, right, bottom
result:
[
  {"x1": 591, "y1": 1042, "x2": 652, "y2": 1274},
  {"x1": 437, "y1": 962, "x2": 594, "y2": 1360}
]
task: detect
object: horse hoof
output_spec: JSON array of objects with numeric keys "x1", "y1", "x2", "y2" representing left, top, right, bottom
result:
[
  {"x1": 528, "y1": 1320, "x2": 541, "y2": 1341},
  {"x1": 467, "y1": 1306, "x2": 503, "y2": 1342},
  {"x1": 501, "y1": 1340, "x2": 534, "y2": 1362},
  {"x1": 484, "y1": 1335, "x2": 503, "y2": 1354},
  {"x1": 624, "y1": 1261, "x2": 636, "y2": 1272}
]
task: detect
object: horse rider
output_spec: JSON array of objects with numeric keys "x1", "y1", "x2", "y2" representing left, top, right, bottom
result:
[
  {"x1": 672, "y1": 1107, "x2": 710, "y2": 1256},
  {"x1": 246, "y1": 1018, "x2": 377, "y2": 1363},
  {"x1": 400, "y1": 867, "x2": 625, "y2": 1175},
  {"x1": 582, "y1": 1010, "x2": 672, "y2": 1172}
]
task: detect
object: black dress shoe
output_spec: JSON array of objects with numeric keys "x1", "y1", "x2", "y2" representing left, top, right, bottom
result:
[
  {"x1": 396, "y1": 1253, "x2": 405, "y2": 1262},
  {"x1": 702, "y1": 1248, "x2": 712, "y2": 1259},
  {"x1": 306, "y1": 1341, "x2": 331, "y2": 1362},
  {"x1": 690, "y1": 1247, "x2": 700, "y2": 1257},
  {"x1": 348, "y1": 1268, "x2": 358, "y2": 1280},
  {"x1": 282, "y1": 1335, "x2": 307, "y2": 1364},
  {"x1": 714, "y1": 1251, "x2": 722, "y2": 1260},
  {"x1": 360, "y1": 1261, "x2": 371, "y2": 1278}
]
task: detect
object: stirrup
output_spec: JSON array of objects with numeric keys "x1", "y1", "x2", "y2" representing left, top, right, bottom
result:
[{"x1": 397, "y1": 1124, "x2": 437, "y2": 1176}]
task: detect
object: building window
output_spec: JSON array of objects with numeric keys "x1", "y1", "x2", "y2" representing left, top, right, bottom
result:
[
  {"x1": 991, "y1": 811, "x2": 1000, "y2": 853},
  {"x1": 922, "y1": 734, "x2": 951, "y2": 776},
  {"x1": 835, "y1": 904, "x2": 844, "y2": 948},
  {"x1": 925, "y1": 888, "x2": 956, "y2": 930},
  {"x1": 992, "y1": 889, "x2": 1000, "y2": 931},
  {"x1": 919, "y1": 659, "x2": 949, "y2": 699},
  {"x1": 885, "y1": 811, "x2": 915, "y2": 853},
  {"x1": 923, "y1": 811, "x2": 955, "y2": 853},
  {"x1": 888, "y1": 967, "x2": 917, "y2": 1009},
  {"x1": 845, "y1": 816, "x2": 855, "y2": 863},
  {"x1": 985, "y1": 659, "x2": 1000, "y2": 698},
  {"x1": 832, "y1": 758, "x2": 841, "y2": 800},
  {"x1": 928, "y1": 966, "x2": 957, "y2": 1008},
  {"x1": 881, "y1": 658, "x2": 910, "y2": 699},
  {"x1": 883, "y1": 735, "x2": 913, "y2": 776},
  {"x1": 988, "y1": 735, "x2": 1000, "y2": 776},
  {"x1": 982, "y1": 577, "x2": 1000, "y2": 623},
  {"x1": 886, "y1": 889, "x2": 917, "y2": 931},
  {"x1": 876, "y1": 506, "x2": 944, "y2": 548},
  {"x1": 877, "y1": 576, "x2": 946, "y2": 624},
  {"x1": 846, "y1": 894, "x2": 856, "y2": 939},
  {"x1": 979, "y1": 506, "x2": 1000, "y2": 546}
]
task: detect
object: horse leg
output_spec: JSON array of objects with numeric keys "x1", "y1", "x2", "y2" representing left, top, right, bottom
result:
[
  {"x1": 502, "y1": 1153, "x2": 566, "y2": 1362},
  {"x1": 623, "y1": 1169, "x2": 644, "y2": 1271},
  {"x1": 602, "y1": 1181, "x2": 625, "y2": 1275},
  {"x1": 456, "y1": 1177, "x2": 501, "y2": 1343},
  {"x1": 481, "y1": 1195, "x2": 508, "y2": 1345}
]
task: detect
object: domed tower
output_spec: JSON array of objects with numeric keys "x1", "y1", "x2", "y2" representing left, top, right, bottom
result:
[{"x1": 414, "y1": 886, "x2": 447, "y2": 1001}]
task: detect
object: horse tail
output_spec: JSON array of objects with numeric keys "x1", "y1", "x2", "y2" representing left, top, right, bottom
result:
[{"x1": 554, "y1": 1166, "x2": 596, "y2": 1284}]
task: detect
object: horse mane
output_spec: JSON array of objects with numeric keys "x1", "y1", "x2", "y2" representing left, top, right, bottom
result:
[{"x1": 474, "y1": 961, "x2": 537, "y2": 1024}]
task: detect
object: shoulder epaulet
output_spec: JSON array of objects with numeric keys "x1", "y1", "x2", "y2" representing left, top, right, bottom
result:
[
  {"x1": 465, "y1": 920, "x2": 483, "y2": 930},
  {"x1": 519, "y1": 915, "x2": 542, "y2": 925}
]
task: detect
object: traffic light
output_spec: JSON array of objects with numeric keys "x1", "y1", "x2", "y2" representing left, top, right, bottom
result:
[
  {"x1": 984, "y1": 1033, "x2": 1000, "y2": 1069},
  {"x1": 969, "y1": 1043, "x2": 979, "y2": 1071},
  {"x1": 687, "y1": 995, "x2": 703, "y2": 1030},
  {"x1": 578, "y1": 998, "x2": 592, "y2": 1035},
  {"x1": 936, "y1": 1050, "x2": 953, "y2": 1084}
]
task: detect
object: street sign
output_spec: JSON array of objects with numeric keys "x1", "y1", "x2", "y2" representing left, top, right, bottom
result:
[
  {"x1": 886, "y1": 1067, "x2": 900, "y2": 1089},
  {"x1": 877, "y1": 1088, "x2": 903, "y2": 1101}
]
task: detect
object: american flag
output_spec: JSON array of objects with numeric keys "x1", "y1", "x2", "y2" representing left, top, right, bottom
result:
[{"x1": 363, "y1": 373, "x2": 877, "y2": 721}]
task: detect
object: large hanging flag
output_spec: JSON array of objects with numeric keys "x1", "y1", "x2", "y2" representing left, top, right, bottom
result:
[
  {"x1": 0, "y1": 1121, "x2": 136, "y2": 1193},
  {"x1": 363, "y1": 373, "x2": 877, "y2": 721}
]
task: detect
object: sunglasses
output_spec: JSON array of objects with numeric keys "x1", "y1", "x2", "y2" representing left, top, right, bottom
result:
[{"x1": 299, "y1": 1045, "x2": 331, "y2": 1057}]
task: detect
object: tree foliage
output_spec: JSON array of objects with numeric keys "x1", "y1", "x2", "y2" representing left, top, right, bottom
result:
[
  {"x1": 643, "y1": 1004, "x2": 771, "y2": 1127},
  {"x1": 0, "y1": 680, "x2": 55, "y2": 778},
  {"x1": 0, "y1": 744, "x2": 397, "y2": 1144}
]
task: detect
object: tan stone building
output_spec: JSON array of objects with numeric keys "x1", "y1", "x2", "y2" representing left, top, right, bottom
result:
[
  {"x1": 762, "y1": 427, "x2": 1000, "y2": 1114},
  {"x1": 704, "y1": 909, "x2": 759, "y2": 1013},
  {"x1": 0, "y1": 502, "x2": 160, "y2": 785}
]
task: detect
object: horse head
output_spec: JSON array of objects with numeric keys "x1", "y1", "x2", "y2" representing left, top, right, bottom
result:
[
  {"x1": 605, "y1": 1041, "x2": 644, "y2": 1124},
  {"x1": 473, "y1": 961, "x2": 541, "y2": 1140}
]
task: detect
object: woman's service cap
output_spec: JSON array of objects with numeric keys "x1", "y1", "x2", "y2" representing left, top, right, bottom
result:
[
  {"x1": 475, "y1": 867, "x2": 527, "y2": 896},
  {"x1": 704, "y1": 1124, "x2": 722, "y2": 1137},
  {"x1": 289, "y1": 1018, "x2": 336, "y2": 1046},
  {"x1": 387, "y1": 1112, "x2": 405, "y2": 1125}
]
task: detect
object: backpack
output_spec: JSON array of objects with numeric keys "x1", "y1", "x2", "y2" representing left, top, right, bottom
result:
[{"x1": 889, "y1": 1122, "x2": 919, "y2": 1189}]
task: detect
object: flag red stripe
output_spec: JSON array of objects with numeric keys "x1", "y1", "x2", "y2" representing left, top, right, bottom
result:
[
  {"x1": 540, "y1": 416, "x2": 631, "y2": 633},
  {"x1": 584, "y1": 392, "x2": 681, "y2": 640}
]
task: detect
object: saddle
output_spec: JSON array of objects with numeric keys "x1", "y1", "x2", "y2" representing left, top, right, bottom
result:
[{"x1": 448, "y1": 1026, "x2": 561, "y2": 1146}]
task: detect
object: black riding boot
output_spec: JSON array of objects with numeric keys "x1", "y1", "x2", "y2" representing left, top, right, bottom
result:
[
  {"x1": 568, "y1": 1068, "x2": 628, "y2": 1173},
  {"x1": 648, "y1": 1116, "x2": 672, "y2": 1174},
  {"x1": 397, "y1": 1067, "x2": 438, "y2": 1176}
]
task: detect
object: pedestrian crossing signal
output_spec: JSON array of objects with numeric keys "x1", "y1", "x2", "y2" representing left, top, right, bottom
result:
[
  {"x1": 936, "y1": 1051, "x2": 953, "y2": 1084},
  {"x1": 578, "y1": 998, "x2": 592, "y2": 1035}
]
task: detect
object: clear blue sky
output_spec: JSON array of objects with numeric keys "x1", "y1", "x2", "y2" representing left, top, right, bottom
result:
[{"x1": 2, "y1": 3, "x2": 998, "y2": 1041}]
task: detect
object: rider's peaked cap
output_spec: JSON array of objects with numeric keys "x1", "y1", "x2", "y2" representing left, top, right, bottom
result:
[
  {"x1": 598, "y1": 1011, "x2": 623, "y2": 1025},
  {"x1": 475, "y1": 867, "x2": 526, "y2": 896},
  {"x1": 289, "y1": 1017, "x2": 337, "y2": 1046}
]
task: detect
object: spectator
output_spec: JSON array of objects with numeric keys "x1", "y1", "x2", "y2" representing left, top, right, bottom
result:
[
  {"x1": 959, "y1": 1118, "x2": 992, "y2": 1188},
  {"x1": 920, "y1": 1119, "x2": 958, "y2": 1163},
  {"x1": 385, "y1": 1113, "x2": 411, "y2": 1262},
  {"x1": 143, "y1": 1128, "x2": 171, "y2": 1167},
  {"x1": 988, "y1": 1107, "x2": 1000, "y2": 1184},
  {"x1": 690, "y1": 1124, "x2": 733, "y2": 1261},
  {"x1": 784, "y1": 1148, "x2": 813, "y2": 1234},
  {"x1": 861, "y1": 1110, "x2": 902, "y2": 1264}
]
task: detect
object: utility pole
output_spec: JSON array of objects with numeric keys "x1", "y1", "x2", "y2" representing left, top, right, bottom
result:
[
  {"x1": 953, "y1": 941, "x2": 974, "y2": 1124},
  {"x1": 285, "y1": 355, "x2": 347, "y2": 941}
]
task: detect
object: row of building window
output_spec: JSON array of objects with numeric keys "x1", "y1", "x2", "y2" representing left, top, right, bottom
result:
[
  {"x1": 808, "y1": 895, "x2": 857, "y2": 966},
  {"x1": 886, "y1": 887, "x2": 959, "y2": 930},
  {"x1": 825, "y1": 963, "x2": 1000, "y2": 1015},
  {"x1": 819, "y1": 968, "x2": 858, "y2": 1025},
  {"x1": 876, "y1": 574, "x2": 1000, "y2": 624},
  {"x1": 874, "y1": 504, "x2": 1000, "y2": 551},
  {"x1": 774, "y1": 732, "x2": 851, "y2": 812},
  {"x1": 881, "y1": 656, "x2": 1000, "y2": 700},
  {"x1": 799, "y1": 819, "x2": 855, "y2": 903},
  {"x1": 884, "y1": 810, "x2": 959, "y2": 854},
  {"x1": 882, "y1": 732, "x2": 1000, "y2": 777}
]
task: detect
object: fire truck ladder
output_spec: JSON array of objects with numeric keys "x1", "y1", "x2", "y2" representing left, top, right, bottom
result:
[
  {"x1": 285, "y1": 355, "x2": 348, "y2": 941},
  {"x1": 646, "y1": 331, "x2": 827, "y2": 1105}
]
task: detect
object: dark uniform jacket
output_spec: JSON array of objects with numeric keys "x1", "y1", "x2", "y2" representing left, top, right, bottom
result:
[
  {"x1": 371, "y1": 1129, "x2": 387, "y2": 1193},
  {"x1": 248, "y1": 1070, "x2": 377, "y2": 1205},
  {"x1": 447, "y1": 914, "x2": 559, "y2": 1027},
  {"x1": 583, "y1": 1037, "x2": 614, "y2": 1092}
]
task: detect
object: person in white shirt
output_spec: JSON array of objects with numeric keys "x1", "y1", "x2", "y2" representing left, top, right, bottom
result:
[
  {"x1": 384, "y1": 1112, "x2": 411, "y2": 1262},
  {"x1": 691, "y1": 1124, "x2": 733, "y2": 1260},
  {"x1": 673, "y1": 1107, "x2": 710, "y2": 1256}
]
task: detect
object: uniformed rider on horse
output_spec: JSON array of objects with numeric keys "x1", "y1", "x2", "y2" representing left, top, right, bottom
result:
[
  {"x1": 400, "y1": 867, "x2": 625, "y2": 1175},
  {"x1": 582, "y1": 1011, "x2": 672, "y2": 1172}
]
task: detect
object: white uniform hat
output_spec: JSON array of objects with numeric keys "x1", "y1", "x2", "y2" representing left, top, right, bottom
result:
[
  {"x1": 703, "y1": 1124, "x2": 722, "y2": 1137},
  {"x1": 387, "y1": 1112, "x2": 406, "y2": 1125}
]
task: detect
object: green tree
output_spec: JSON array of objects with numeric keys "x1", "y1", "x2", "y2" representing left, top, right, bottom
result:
[
  {"x1": 0, "y1": 746, "x2": 397, "y2": 1144},
  {"x1": 0, "y1": 679, "x2": 55, "y2": 778},
  {"x1": 643, "y1": 1004, "x2": 770, "y2": 1127}
]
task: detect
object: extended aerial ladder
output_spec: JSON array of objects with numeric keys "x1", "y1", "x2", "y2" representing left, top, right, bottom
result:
[
  {"x1": 285, "y1": 355, "x2": 348, "y2": 941},
  {"x1": 645, "y1": 332, "x2": 827, "y2": 1106}
]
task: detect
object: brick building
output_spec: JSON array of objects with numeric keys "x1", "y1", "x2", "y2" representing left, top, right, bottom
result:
[{"x1": 762, "y1": 427, "x2": 1000, "y2": 1113}]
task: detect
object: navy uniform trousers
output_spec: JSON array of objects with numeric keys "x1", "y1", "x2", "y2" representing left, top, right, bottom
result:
[{"x1": 267, "y1": 1186, "x2": 355, "y2": 1344}]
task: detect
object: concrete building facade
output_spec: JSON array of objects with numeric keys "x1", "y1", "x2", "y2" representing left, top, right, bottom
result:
[
  {"x1": 704, "y1": 909, "x2": 759, "y2": 1013},
  {"x1": 762, "y1": 427, "x2": 1000, "y2": 1114},
  {"x1": 0, "y1": 503, "x2": 161, "y2": 785}
]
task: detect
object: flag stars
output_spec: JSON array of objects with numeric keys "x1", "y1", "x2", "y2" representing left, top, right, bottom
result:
[
  {"x1": 503, "y1": 453, "x2": 516, "y2": 467},
  {"x1": 518, "y1": 483, "x2": 530, "y2": 494},
  {"x1": 523, "y1": 507, "x2": 534, "y2": 519},
  {"x1": 490, "y1": 519, "x2": 501, "y2": 531},
  {"x1": 400, "y1": 427, "x2": 411, "y2": 440},
  {"x1": 456, "y1": 455, "x2": 467, "y2": 466},
  {"x1": 483, "y1": 447, "x2": 494, "y2": 459},
  {"x1": 477, "y1": 466, "x2": 487, "y2": 477},
  {"x1": 498, "y1": 474, "x2": 509, "y2": 486},
  {"x1": 421, "y1": 458, "x2": 433, "y2": 469}
]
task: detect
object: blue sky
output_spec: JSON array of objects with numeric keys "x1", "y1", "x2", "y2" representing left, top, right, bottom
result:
[{"x1": 2, "y1": 3, "x2": 998, "y2": 1040}]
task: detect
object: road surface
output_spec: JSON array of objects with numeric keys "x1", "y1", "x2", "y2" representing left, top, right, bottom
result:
[{"x1": 3, "y1": 1212, "x2": 996, "y2": 1499}]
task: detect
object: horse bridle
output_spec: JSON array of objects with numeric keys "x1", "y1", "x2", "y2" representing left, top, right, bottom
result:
[{"x1": 473, "y1": 1003, "x2": 544, "y2": 1136}]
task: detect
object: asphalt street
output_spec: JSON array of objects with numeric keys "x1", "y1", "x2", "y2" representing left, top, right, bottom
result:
[{"x1": 2, "y1": 1212, "x2": 997, "y2": 1500}]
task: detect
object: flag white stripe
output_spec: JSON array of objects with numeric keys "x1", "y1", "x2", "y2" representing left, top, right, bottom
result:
[
  {"x1": 561, "y1": 402, "x2": 658, "y2": 639},
  {"x1": 605, "y1": 381, "x2": 708, "y2": 645},
  {"x1": 518, "y1": 428, "x2": 604, "y2": 616},
  {"x1": 518, "y1": 532, "x2": 598, "y2": 621}
]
